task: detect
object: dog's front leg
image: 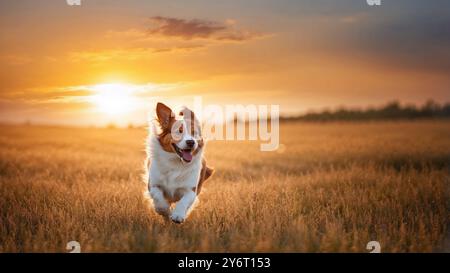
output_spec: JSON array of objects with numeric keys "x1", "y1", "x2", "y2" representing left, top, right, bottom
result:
[
  {"x1": 171, "y1": 189, "x2": 197, "y2": 224},
  {"x1": 149, "y1": 186, "x2": 170, "y2": 217}
]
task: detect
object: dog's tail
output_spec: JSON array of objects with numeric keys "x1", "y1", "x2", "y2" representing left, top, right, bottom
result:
[{"x1": 196, "y1": 160, "x2": 214, "y2": 195}]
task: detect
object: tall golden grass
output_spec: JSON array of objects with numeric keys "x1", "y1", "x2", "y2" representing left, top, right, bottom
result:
[{"x1": 0, "y1": 121, "x2": 449, "y2": 252}]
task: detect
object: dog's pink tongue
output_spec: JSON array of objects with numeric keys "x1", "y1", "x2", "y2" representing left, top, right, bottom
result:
[{"x1": 181, "y1": 150, "x2": 192, "y2": 162}]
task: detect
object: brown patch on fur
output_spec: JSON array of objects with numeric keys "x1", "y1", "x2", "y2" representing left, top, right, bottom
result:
[
  {"x1": 192, "y1": 138, "x2": 204, "y2": 156},
  {"x1": 194, "y1": 158, "x2": 214, "y2": 194},
  {"x1": 179, "y1": 108, "x2": 197, "y2": 136},
  {"x1": 158, "y1": 130, "x2": 177, "y2": 153},
  {"x1": 163, "y1": 188, "x2": 185, "y2": 203}
]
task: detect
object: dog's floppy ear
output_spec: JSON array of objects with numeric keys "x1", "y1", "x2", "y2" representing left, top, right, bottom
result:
[{"x1": 156, "y1": 102, "x2": 175, "y2": 131}]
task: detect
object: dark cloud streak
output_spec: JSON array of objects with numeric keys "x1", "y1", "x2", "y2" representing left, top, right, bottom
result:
[{"x1": 147, "y1": 16, "x2": 262, "y2": 41}]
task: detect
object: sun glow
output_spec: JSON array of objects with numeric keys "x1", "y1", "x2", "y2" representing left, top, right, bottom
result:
[{"x1": 89, "y1": 83, "x2": 137, "y2": 115}]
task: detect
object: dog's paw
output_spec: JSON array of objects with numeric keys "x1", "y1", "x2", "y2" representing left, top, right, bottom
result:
[{"x1": 170, "y1": 212, "x2": 186, "y2": 224}]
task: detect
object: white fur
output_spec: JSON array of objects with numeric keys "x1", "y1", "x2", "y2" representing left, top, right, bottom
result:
[{"x1": 146, "y1": 120, "x2": 204, "y2": 223}]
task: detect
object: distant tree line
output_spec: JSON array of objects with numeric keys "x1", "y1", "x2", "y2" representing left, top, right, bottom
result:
[{"x1": 282, "y1": 100, "x2": 450, "y2": 122}]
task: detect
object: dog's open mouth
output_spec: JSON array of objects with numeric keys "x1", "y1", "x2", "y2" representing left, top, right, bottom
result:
[{"x1": 172, "y1": 144, "x2": 193, "y2": 163}]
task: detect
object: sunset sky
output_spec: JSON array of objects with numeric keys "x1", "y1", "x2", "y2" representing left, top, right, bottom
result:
[{"x1": 1, "y1": 0, "x2": 449, "y2": 126}]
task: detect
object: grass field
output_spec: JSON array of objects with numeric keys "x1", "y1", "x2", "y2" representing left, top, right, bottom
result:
[{"x1": 0, "y1": 121, "x2": 449, "y2": 252}]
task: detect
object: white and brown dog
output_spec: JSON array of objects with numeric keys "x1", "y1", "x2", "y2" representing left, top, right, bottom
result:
[{"x1": 146, "y1": 102, "x2": 213, "y2": 223}]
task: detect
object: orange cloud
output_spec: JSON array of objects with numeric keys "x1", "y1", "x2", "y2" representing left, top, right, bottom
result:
[{"x1": 68, "y1": 44, "x2": 205, "y2": 63}]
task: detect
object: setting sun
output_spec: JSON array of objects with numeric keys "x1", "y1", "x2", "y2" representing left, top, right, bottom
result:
[{"x1": 89, "y1": 83, "x2": 137, "y2": 116}]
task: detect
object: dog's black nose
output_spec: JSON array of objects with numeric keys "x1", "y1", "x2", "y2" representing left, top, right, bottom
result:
[{"x1": 186, "y1": 139, "x2": 195, "y2": 148}]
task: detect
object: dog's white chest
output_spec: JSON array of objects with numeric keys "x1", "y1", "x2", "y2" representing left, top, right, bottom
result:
[{"x1": 149, "y1": 156, "x2": 202, "y2": 197}]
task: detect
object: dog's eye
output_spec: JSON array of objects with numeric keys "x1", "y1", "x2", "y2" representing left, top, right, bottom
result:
[{"x1": 178, "y1": 126, "x2": 183, "y2": 133}]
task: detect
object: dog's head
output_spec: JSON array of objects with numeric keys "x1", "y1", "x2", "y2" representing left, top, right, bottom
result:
[{"x1": 156, "y1": 102, "x2": 203, "y2": 163}]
